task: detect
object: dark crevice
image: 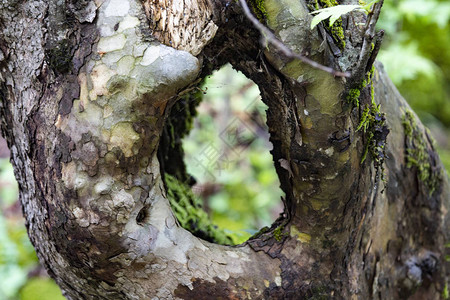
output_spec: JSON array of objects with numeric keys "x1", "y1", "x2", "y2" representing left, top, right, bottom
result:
[
  {"x1": 158, "y1": 91, "x2": 202, "y2": 185},
  {"x1": 136, "y1": 205, "x2": 149, "y2": 225}
]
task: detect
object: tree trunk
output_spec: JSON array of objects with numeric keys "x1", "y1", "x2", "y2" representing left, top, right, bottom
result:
[{"x1": 0, "y1": 0, "x2": 448, "y2": 299}]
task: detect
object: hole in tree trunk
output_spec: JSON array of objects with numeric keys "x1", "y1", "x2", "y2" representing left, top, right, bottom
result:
[
  {"x1": 136, "y1": 205, "x2": 149, "y2": 225},
  {"x1": 158, "y1": 64, "x2": 284, "y2": 245}
]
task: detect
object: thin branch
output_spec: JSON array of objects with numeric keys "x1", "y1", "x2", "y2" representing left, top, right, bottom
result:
[
  {"x1": 365, "y1": 29, "x2": 384, "y2": 73},
  {"x1": 351, "y1": 0, "x2": 384, "y2": 85},
  {"x1": 238, "y1": 0, "x2": 350, "y2": 78}
]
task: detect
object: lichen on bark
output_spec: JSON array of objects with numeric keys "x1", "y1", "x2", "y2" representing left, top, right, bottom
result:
[{"x1": 402, "y1": 110, "x2": 444, "y2": 195}]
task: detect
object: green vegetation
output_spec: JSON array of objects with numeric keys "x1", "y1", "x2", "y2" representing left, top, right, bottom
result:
[
  {"x1": 444, "y1": 282, "x2": 449, "y2": 300},
  {"x1": 183, "y1": 65, "x2": 284, "y2": 244},
  {"x1": 19, "y1": 279, "x2": 64, "y2": 300},
  {"x1": 346, "y1": 64, "x2": 388, "y2": 180},
  {"x1": 165, "y1": 173, "x2": 235, "y2": 245},
  {"x1": 319, "y1": 0, "x2": 346, "y2": 49},
  {"x1": 273, "y1": 225, "x2": 287, "y2": 241},
  {"x1": 355, "y1": 67, "x2": 388, "y2": 173},
  {"x1": 378, "y1": 0, "x2": 450, "y2": 172},
  {"x1": 308, "y1": 0, "x2": 346, "y2": 49},
  {"x1": 346, "y1": 88, "x2": 361, "y2": 106},
  {"x1": 0, "y1": 159, "x2": 60, "y2": 299},
  {"x1": 248, "y1": 0, "x2": 268, "y2": 21},
  {"x1": 358, "y1": 103, "x2": 388, "y2": 169}
]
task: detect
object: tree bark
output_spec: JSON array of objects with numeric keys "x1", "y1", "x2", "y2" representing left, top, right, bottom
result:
[{"x1": 0, "y1": 0, "x2": 448, "y2": 299}]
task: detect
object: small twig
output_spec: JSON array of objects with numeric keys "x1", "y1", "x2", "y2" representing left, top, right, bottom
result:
[
  {"x1": 351, "y1": 0, "x2": 384, "y2": 86},
  {"x1": 365, "y1": 29, "x2": 384, "y2": 73},
  {"x1": 238, "y1": 0, "x2": 350, "y2": 78}
]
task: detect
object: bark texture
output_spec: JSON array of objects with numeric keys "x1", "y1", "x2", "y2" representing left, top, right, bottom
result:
[{"x1": 0, "y1": 0, "x2": 448, "y2": 299}]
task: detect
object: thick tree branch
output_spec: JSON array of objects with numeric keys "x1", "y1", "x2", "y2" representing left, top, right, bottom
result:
[
  {"x1": 239, "y1": 0, "x2": 350, "y2": 78},
  {"x1": 0, "y1": 0, "x2": 448, "y2": 298}
]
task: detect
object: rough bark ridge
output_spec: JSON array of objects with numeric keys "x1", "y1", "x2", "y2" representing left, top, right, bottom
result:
[{"x1": 0, "y1": 0, "x2": 448, "y2": 299}]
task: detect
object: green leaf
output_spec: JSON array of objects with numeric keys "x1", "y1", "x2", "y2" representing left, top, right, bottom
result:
[
  {"x1": 310, "y1": 5, "x2": 362, "y2": 29},
  {"x1": 361, "y1": 0, "x2": 380, "y2": 12}
]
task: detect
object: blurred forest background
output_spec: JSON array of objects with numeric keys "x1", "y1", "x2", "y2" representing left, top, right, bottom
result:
[{"x1": 0, "y1": 0, "x2": 449, "y2": 298}]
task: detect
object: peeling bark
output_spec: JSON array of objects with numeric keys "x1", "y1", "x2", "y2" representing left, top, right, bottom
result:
[
  {"x1": 143, "y1": 0, "x2": 218, "y2": 55},
  {"x1": 0, "y1": 0, "x2": 448, "y2": 299}
]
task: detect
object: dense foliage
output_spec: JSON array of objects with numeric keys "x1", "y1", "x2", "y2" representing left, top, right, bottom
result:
[{"x1": 378, "y1": 0, "x2": 450, "y2": 170}]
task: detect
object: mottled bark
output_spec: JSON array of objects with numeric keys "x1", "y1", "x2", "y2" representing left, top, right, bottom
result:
[{"x1": 0, "y1": 0, "x2": 448, "y2": 299}]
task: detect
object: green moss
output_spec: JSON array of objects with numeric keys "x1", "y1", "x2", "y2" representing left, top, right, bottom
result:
[
  {"x1": 319, "y1": 0, "x2": 338, "y2": 6},
  {"x1": 329, "y1": 18, "x2": 346, "y2": 49},
  {"x1": 158, "y1": 91, "x2": 202, "y2": 182},
  {"x1": 444, "y1": 283, "x2": 449, "y2": 300},
  {"x1": 164, "y1": 173, "x2": 235, "y2": 245},
  {"x1": 306, "y1": 0, "x2": 346, "y2": 49},
  {"x1": 347, "y1": 88, "x2": 361, "y2": 106},
  {"x1": 273, "y1": 225, "x2": 287, "y2": 241},
  {"x1": 370, "y1": 79, "x2": 375, "y2": 103},
  {"x1": 361, "y1": 65, "x2": 376, "y2": 93},
  {"x1": 249, "y1": 226, "x2": 270, "y2": 240},
  {"x1": 402, "y1": 110, "x2": 443, "y2": 195},
  {"x1": 349, "y1": 67, "x2": 388, "y2": 181},
  {"x1": 357, "y1": 106, "x2": 370, "y2": 131},
  {"x1": 248, "y1": 0, "x2": 268, "y2": 21},
  {"x1": 358, "y1": 103, "x2": 388, "y2": 171},
  {"x1": 159, "y1": 86, "x2": 235, "y2": 245},
  {"x1": 403, "y1": 111, "x2": 415, "y2": 137},
  {"x1": 250, "y1": 224, "x2": 288, "y2": 242}
]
